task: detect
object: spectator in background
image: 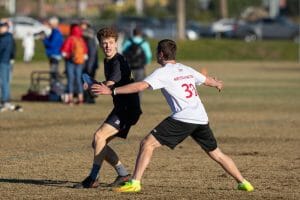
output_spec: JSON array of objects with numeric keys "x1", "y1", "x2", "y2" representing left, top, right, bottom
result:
[
  {"x1": 42, "y1": 16, "x2": 64, "y2": 83},
  {"x1": 117, "y1": 31, "x2": 125, "y2": 53},
  {"x1": 122, "y1": 27, "x2": 152, "y2": 82},
  {"x1": 22, "y1": 32, "x2": 35, "y2": 62},
  {"x1": 0, "y1": 21, "x2": 17, "y2": 112},
  {"x1": 1, "y1": 18, "x2": 16, "y2": 84},
  {"x1": 61, "y1": 24, "x2": 88, "y2": 105},
  {"x1": 80, "y1": 19, "x2": 99, "y2": 104}
]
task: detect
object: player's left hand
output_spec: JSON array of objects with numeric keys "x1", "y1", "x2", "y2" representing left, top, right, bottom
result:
[
  {"x1": 91, "y1": 83, "x2": 112, "y2": 95},
  {"x1": 216, "y1": 81, "x2": 223, "y2": 92},
  {"x1": 213, "y1": 77, "x2": 223, "y2": 92}
]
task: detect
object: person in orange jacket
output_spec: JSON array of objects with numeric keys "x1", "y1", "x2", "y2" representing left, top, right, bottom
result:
[{"x1": 61, "y1": 24, "x2": 88, "y2": 105}]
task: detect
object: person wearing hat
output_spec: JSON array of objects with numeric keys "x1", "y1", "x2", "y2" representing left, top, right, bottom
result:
[{"x1": 42, "y1": 16, "x2": 64, "y2": 83}]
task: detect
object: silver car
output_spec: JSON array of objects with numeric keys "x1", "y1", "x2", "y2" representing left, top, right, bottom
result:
[
  {"x1": 9, "y1": 16, "x2": 50, "y2": 39},
  {"x1": 234, "y1": 17, "x2": 299, "y2": 42}
]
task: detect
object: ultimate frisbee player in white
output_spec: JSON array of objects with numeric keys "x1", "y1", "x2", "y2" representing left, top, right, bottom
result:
[{"x1": 92, "y1": 39, "x2": 254, "y2": 192}]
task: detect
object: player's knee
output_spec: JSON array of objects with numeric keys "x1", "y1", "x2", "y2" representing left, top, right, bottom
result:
[
  {"x1": 94, "y1": 130, "x2": 105, "y2": 143},
  {"x1": 140, "y1": 138, "x2": 154, "y2": 152}
]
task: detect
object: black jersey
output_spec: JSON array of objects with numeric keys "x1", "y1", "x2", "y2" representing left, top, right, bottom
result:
[{"x1": 104, "y1": 53, "x2": 141, "y2": 110}]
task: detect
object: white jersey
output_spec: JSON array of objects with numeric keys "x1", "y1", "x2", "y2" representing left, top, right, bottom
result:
[{"x1": 144, "y1": 63, "x2": 208, "y2": 124}]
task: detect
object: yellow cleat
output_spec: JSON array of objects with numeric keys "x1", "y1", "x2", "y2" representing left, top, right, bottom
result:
[
  {"x1": 113, "y1": 180, "x2": 141, "y2": 193},
  {"x1": 237, "y1": 180, "x2": 254, "y2": 192}
]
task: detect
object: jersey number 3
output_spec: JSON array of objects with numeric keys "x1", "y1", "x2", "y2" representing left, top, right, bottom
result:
[{"x1": 181, "y1": 83, "x2": 198, "y2": 98}]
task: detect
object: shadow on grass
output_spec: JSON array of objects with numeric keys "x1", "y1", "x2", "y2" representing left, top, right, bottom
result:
[
  {"x1": 0, "y1": 178, "x2": 75, "y2": 188},
  {"x1": 0, "y1": 178, "x2": 112, "y2": 189}
]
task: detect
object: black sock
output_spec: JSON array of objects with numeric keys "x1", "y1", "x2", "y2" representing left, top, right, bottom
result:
[{"x1": 89, "y1": 164, "x2": 100, "y2": 180}]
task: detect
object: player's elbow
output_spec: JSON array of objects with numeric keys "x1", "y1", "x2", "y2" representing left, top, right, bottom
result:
[{"x1": 136, "y1": 81, "x2": 149, "y2": 92}]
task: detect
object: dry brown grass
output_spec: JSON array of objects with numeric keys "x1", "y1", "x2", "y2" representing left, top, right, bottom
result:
[{"x1": 0, "y1": 61, "x2": 299, "y2": 199}]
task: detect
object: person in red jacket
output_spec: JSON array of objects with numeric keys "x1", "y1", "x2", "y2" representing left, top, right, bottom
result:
[{"x1": 61, "y1": 24, "x2": 88, "y2": 105}]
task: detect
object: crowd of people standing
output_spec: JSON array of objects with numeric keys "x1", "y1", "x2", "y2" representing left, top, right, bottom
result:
[
  {"x1": 0, "y1": 16, "x2": 153, "y2": 109},
  {"x1": 0, "y1": 16, "x2": 101, "y2": 109},
  {"x1": 41, "y1": 17, "x2": 99, "y2": 105}
]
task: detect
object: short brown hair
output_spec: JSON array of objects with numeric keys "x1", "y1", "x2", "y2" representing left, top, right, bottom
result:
[
  {"x1": 97, "y1": 27, "x2": 118, "y2": 43},
  {"x1": 157, "y1": 39, "x2": 177, "y2": 60}
]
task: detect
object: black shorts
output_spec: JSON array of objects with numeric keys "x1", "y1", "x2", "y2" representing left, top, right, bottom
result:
[
  {"x1": 150, "y1": 117, "x2": 217, "y2": 151},
  {"x1": 104, "y1": 107, "x2": 142, "y2": 139}
]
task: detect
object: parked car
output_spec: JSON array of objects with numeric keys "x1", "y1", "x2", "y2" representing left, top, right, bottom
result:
[
  {"x1": 234, "y1": 17, "x2": 299, "y2": 42},
  {"x1": 186, "y1": 21, "x2": 215, "y2": 38},
  {"x1": 115, "y1": 16, "x2": 208, "y2": 40},
  {"x1": 9, "y1": 16, "x2": 50, "y2": 39},
  {"x1": 144, "y1": 18, "x2": 212, "y2": 40},
  {"x1": 211, "y1": 18, "x2": 236, "y2": 38},
  {"x1": 143, "y1": 18, "x2": 200, "y2": 40},
  {"x1": 115, "y1": 16, "x2": 160, "y2": 37}
]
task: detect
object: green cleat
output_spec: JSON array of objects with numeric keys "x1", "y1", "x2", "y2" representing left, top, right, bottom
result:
[
  {"x1": 113, "y1": 180, "x2": 141, "y2": 193},
  {"x1": 237, "y1": 180, "x2": 254, "y2": 192}
]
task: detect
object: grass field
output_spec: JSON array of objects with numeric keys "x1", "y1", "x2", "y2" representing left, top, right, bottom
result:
[
  {"x1": 0, "y1": 61, "x2": 300, "y2": 199},
  {"x1": 15, "y1": 38, "x2": 299, "y2": 62}
]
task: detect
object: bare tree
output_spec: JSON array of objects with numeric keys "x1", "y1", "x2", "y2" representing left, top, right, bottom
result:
[
  {"x1": 220, "y1": 0, "x2": 228, "y2": 18},
  {"x1": 177, "y1": 0, "x2": 186, "y2": 40},
  {"x1": 38, "y1": 0, "x2": 46, "y2": 18},
  {"x1": 76, "y1": 0, "x2": 81, "y2": 17},
  {"x1": 136, "y1": 0, "x2": 144, "y2": 16}
]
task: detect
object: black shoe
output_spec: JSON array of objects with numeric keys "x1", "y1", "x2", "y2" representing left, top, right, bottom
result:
[
  {"x1": 73, "y1": 176, "x2": 99, "y2": 188},
  {"x1": 14, "y1": 105, "x2": 23, "y2": 112},
  {"x1": 108, "y1": 174, "x2": 131, "y2": 187}
]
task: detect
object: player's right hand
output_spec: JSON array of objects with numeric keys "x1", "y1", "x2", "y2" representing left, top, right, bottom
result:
[{"x1": 91, "y1": 83, "x2": 112, "y2": 95}]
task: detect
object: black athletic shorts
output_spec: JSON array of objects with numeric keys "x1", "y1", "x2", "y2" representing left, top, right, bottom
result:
[
  {"x1": 150, "y1": 117, "x2": 217, "y2": 151},
  {"x1": 104, "y1": 107, "x2": 142, "y2": 139}
]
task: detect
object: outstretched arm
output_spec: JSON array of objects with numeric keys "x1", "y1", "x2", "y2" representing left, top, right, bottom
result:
[
  {"x1": 204, "y1": 76, "x2": 223, "y2": 92},
  {"x1": 91, "y1": 81, "x2": 150, "y2": 95}
]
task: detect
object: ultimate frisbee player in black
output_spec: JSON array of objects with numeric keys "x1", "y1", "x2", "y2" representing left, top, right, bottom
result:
[
  {"x1": 73, "y1": 27, "x2": 142, "y2": 189},
  {"x1": 103, "y1": 53, "x2": 141, "y2": 136}
]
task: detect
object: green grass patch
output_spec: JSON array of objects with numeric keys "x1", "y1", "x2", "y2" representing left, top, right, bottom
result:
[
  {"x1": 15, "y1": 38, "x2": 299, "y2": 62},
  {"x1": 172, "y1": 39, "x2": 298, "y2": 61}
]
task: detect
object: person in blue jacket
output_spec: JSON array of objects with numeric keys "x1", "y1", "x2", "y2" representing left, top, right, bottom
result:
[
  {"x1": 42, "y1": 16, "x2": 64, "y2": 83},
  {"x1": 0, "y1": 21, "x2": 16, "y2": 111}
]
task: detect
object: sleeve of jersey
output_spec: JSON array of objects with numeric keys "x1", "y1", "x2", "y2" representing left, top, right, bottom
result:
[
  {"x1": 144, "y1": 69, "x2": 165, "y2": 90},
  {"x1": 191, "y1": 68, "x2": 206, "y2": 85}
]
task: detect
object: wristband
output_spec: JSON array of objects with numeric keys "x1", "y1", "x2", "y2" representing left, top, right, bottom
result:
[{"x1": 113, "y1": 88, "x2": 117, "y2": 96}]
